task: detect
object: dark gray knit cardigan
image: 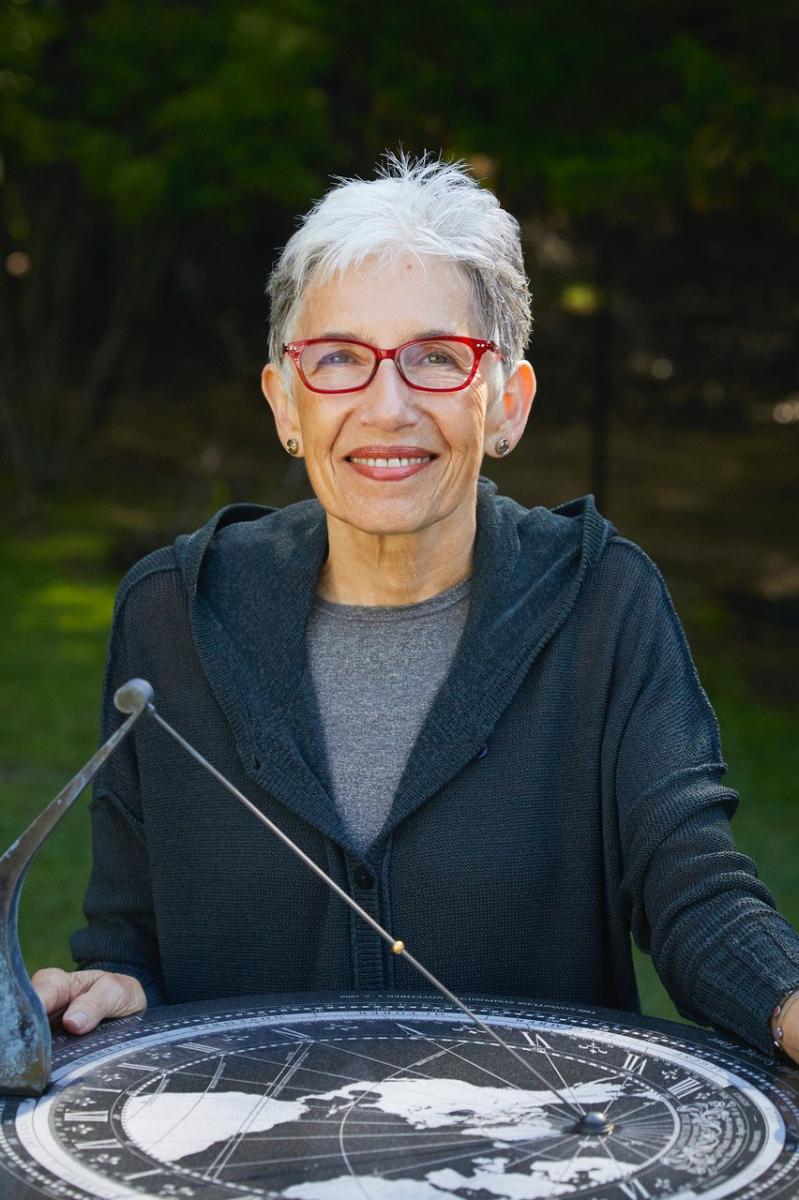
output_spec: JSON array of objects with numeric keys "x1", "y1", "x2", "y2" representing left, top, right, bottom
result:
[{"x1": 71, "y1": 477, "x2": 799, "y2": 1056}]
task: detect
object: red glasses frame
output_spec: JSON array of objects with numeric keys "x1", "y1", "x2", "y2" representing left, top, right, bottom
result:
[{"x1": 282, "y1": 335, "x2": 502, "y2": 394}]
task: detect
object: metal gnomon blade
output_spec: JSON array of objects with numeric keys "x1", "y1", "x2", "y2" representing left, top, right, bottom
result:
[{"x1": 0, "y1": 680, "x2": 153, "y2": 1095}]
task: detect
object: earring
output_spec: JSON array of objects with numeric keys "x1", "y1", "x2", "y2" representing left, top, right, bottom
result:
[
  {"x1": 495, "y1": 437, "x2": 511, "y2": 456},
  {"x1": 285, "y1": 438, "x2": 300, "y2": 456}
]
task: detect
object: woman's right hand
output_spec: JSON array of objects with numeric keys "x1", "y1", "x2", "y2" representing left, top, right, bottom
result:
[{"x1": 31, "y1": 967, "x2": 147, "y2": 1035}]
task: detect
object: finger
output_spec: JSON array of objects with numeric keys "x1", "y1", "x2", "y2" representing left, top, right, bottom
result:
[
  {"x1": 31, "y1": 968, "x2": 111, "y2": 1019},
  {"x1": 30, "y1": 968, "x2": 73, "y2": 1017},
  {"x1": 63, "y1": 974, "x2": 146, "y2": 1035}
]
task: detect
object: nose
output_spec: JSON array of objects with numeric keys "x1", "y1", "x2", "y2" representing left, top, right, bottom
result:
[{"x1": 356, "y1": 357, "x2": 417, "y2": 428}]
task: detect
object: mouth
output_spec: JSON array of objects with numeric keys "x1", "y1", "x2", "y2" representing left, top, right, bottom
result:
[{"x1": 344, "y1": 447, "x2": 439, "y2": 481}]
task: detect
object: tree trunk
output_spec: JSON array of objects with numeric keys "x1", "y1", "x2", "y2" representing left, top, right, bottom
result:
[
  {"x1": 0, "y1": 168, "x2": 167, "y2": 491},
  {"x1": 590, "y1": 232, "x2": 615, "y2": 515}
]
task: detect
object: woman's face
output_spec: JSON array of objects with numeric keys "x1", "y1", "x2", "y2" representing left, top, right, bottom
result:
[{"x1": 263, "y1": 254, "x2": 534, "y2": 539}]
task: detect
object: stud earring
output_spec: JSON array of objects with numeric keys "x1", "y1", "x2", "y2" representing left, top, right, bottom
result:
[
  {"x1": 285, "y1": 438, "x2": 300, "y2": 456},
  {"x1": 495, "y1": 437, "x2": 511, "y2": 456}
]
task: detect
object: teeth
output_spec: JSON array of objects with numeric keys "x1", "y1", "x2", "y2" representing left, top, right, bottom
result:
[{"x1": 350, "y1": 456, "x2": 432, "y2": 467}]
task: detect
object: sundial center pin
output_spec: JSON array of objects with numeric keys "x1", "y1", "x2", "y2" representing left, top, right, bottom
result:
[{"x1": 573, "y1": 1110, "x2": 615, "y2": 1135}]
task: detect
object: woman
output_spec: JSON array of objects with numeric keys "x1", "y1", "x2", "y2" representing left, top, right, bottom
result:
[{"x1": 32, "y1": 153, "x2": 799, "y2": 1062}]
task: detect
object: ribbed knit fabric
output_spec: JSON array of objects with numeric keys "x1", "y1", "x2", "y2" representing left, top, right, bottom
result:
[
  {"x1": 306, "y1": 577, "x2": 471, "y2": 856},
  {"x1": 70, "y1": 477, "x2": 799, "y2": 1056}
]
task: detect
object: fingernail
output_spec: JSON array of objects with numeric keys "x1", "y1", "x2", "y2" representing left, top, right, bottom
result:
[{"x1": 66, "y1": 1011, "x2": 88, "y2": 1032}]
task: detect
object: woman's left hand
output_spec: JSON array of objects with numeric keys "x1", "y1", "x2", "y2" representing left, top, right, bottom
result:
[{"x1": 771, "y1": 992, "x2": 799, "y2": 1064}]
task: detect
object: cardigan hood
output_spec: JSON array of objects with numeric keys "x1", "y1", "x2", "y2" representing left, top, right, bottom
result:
[{"x1": 172, "y1": 476, "x2": 616, "y2": 851}]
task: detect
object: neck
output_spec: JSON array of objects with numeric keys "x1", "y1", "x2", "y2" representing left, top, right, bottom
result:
[{"x1": 316, "y1": 504, "x2": 476, "y2": 607}]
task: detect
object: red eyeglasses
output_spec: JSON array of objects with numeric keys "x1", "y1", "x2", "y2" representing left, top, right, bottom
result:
[{"x1": 282, "y1": 335, "x2": 502, "y2": 394}]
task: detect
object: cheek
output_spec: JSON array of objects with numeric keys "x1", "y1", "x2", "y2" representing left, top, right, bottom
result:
[
  {"x1": 458, "y1": 388, "x2": 490, "y2": 447},
  {"x1": 297, "y1": 399, "x2": 347, "y2": 458}
]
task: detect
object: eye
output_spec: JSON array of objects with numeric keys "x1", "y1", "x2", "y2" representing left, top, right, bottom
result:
[
  {"x1": 317, "y1": 349, "x2": 357, "y2": 366},
  {"x1": 404, "y1": 341, "x2": 461, "y2": 367},
  {"x1": 401, "y1": 340, "x2": 473, "y2": 376}
]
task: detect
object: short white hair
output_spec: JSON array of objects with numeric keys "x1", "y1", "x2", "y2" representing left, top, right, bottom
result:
[{"x1": 267, "y1": 151, "x2": 532, "y2": 379}]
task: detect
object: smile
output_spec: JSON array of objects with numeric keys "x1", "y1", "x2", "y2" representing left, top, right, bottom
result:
[
  {"x1": 344, "y1": 452, "x2": 438, "y2": 481},
  {"x1": 349, "y1": 456, "x2": 432, "y2": 467}
]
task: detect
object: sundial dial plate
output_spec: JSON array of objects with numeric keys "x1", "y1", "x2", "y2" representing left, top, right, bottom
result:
[{"x1": 1, "y1": 992, "x2": 799, "y2": 1200}]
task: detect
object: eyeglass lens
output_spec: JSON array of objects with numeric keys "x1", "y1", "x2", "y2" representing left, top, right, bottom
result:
[{"x1": 300, "y1": 339, "x2": 476, "y2": 391}]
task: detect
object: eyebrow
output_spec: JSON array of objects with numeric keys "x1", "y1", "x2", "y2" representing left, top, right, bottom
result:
[{"x1": 315, "y1": 329, "x2": 458, "y2": 342}]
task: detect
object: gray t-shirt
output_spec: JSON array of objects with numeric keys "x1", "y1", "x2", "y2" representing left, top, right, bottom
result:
[{"x1": 306, "y1": 576, "x2": 471, "y2": 856}]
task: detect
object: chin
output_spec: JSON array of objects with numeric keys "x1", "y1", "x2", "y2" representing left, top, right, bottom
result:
[
  {"x1": 347, "y1": 513, "x2": 432, "y2": 537},
  {"x1": 330, "y1": 497, "x2": 436, "y2": 537}
]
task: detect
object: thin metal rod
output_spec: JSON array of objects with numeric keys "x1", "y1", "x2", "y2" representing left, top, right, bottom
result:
[
  {"x1": 1, "y1": 700, "x2": 149, "y2": 889},
  {"x1": 146, "y1": 703, "x2": 585, "y2": 1118}
]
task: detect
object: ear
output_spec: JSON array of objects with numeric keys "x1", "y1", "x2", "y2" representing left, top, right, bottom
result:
[
  {"x1": 262, "y1": 362, "x2": 302, "y2": 455},
  {"x1": 484, "y1": 360, "x2": 536, "y2": 457}
]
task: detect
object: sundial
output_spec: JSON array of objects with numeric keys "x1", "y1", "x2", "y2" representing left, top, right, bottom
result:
[
  {"x1": 2, "y1": 992, "x2": 799, "y2": 1199},
  {"x1": 2, "y1": 681, "x2": 799, "y2": 1198}
]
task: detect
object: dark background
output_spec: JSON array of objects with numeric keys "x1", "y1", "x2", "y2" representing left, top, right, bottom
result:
[{"x1": 1, "y1": 0, "x2": 797, "y2": 1024}]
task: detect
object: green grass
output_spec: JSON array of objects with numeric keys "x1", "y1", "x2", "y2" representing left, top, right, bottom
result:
[
  {"x1": 1, "y1": 487, "x2": 797, "y2": 1033},
  {"x1": 0, "y1": 529, "x2": 116, "y2": 973}
]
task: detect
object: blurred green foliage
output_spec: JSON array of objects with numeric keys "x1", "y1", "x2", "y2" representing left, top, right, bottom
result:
[
  {"x1": 2, "y1": 0, "x2": 799, "y2": 489},
  {"x1": 1, "y1": 0, "x2": 330, "y2": 218},
  {"x1": 3, "y1": 2, "x2": 797, "y2": 220}
]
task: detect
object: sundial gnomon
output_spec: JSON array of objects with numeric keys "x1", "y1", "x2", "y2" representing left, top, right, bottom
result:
[{"x1": 2, "y1": 992, "x2": 799, "y2": 1199}]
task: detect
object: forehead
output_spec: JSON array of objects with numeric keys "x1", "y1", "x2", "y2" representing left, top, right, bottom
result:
[{"x1": 293, "y1": 254, "x2": 479, "y2": 340}]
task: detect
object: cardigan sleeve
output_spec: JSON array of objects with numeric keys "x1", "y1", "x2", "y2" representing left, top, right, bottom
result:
[
  {"x1": 610, "y1": 539, "x2": 799, "y2": 1056},
  {"x1": 69, "y1": 581, "x2": 166, "y2": 1008}
]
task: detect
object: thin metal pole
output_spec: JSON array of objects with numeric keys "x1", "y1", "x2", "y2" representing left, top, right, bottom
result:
[{"x1": 146, "y1": 703, "x2": 585, "y2": 1118}]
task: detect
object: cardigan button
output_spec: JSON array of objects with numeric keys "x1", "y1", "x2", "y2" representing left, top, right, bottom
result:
[{"x1": 353, "y1": 866, "x2": 374, "y2": 889}]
